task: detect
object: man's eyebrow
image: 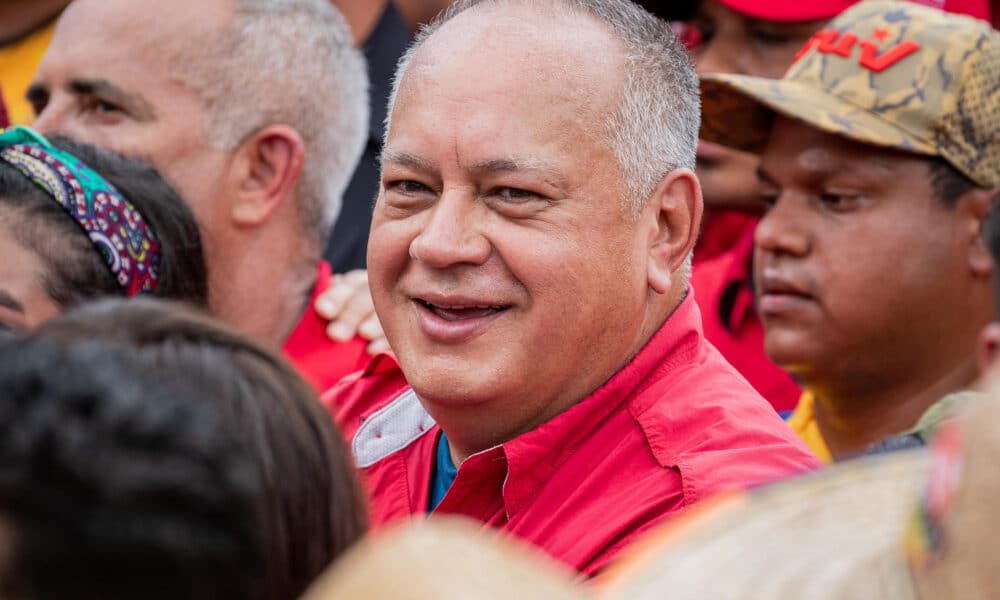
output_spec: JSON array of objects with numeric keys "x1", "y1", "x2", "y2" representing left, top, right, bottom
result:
[
  {"x1": 69, "y1": 78, "x2": 156, "y2": 121},
  {"x1": 0, "y1": 291, "x2": 24, "y2": 314},
  {"x1": 471, "y1": 158, "x2": 566, "y2": 187},
  {"x1": 25, "y1": 83, "x2": 49, "y2": 108},
  {"x1": 380, "y1": 150, "x2": 438, "y2": 173}
]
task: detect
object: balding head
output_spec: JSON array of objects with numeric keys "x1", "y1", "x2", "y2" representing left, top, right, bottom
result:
[{"x1": 388, "y1": 0, "x2": 700, "y2": 216}]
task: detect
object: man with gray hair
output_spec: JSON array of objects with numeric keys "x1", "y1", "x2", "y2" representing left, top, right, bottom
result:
[
  {"x1": 29, "y1": 0, "x2": 375, "y2": 391},
  {"x1": 325, "y1": 0, "x2": 818, "y2": 575}
]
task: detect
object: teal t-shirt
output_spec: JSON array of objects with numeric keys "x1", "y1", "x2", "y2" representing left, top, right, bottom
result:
[{"x1": 428, "y1": 431, "x2": 457, "y2": 511}]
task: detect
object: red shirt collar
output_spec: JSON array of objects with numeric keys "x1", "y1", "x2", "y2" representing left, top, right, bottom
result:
[
  {"x1": 282, "y1": 261, "x2": 371, "y2": 391},
  {"x1": 487, "y1": 294, "x2": 705, "y2": 517}
]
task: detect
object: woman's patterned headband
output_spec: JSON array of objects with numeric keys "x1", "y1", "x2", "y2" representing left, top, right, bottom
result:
[{"x1": 0, "y1": 126, "x2": 160, "y2": 296}]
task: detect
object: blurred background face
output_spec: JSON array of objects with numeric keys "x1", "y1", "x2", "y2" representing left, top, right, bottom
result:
[
  {"x1": 683, "y1": 0, "x2": 827, "y2": 210},
  {"x1": 0, "y1": 230, "x2": 60, "y2": 332},
  {"x1": 29, "y1": 0, "x2": 232, "y2": 250},
  {"x1": 752, "y1": 117, "x2": 987, "y2": 387},
  {"x1": 368, "y1": 9, "x2": 653, "y2": 448}
]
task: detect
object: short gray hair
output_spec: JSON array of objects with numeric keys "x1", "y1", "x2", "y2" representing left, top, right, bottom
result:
[
  {"x1": 181, "y1": 0, "x2": 369, "y2": 246},
  {"x1": 386, "y1": 0, "x2": 700, "y2": 216}
]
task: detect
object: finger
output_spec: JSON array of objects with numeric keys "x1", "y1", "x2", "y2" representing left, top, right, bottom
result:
[
  {"x1": 315, "y1": 270, "x2": 368, "y2": 318},
  {"x1": 366, "y1": 337, "x2": 392, "y2": 356},
  {"x1": 358, "y1": 313, "x2": 384, "y2": 341},
  {"x1": 315, "y1": 278, "x2": 357, "y2": 320},
  {"x1": 328, "y1": 287, "x2": 377, "y2": 340}
]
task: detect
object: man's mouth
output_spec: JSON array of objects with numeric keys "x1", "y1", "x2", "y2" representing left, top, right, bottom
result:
[{"x1": 415, "y1": 299, "x2": 511, "y2": 321}]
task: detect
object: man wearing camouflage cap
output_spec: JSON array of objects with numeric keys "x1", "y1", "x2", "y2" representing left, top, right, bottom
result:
[{"x1": 699, "y1": 0, "x2": 1000, "y2": 463}]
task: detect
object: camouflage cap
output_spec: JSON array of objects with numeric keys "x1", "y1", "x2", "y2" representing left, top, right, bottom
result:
[{"x1": 700, "y1": 0, "x2": 1000, "y2": 188}]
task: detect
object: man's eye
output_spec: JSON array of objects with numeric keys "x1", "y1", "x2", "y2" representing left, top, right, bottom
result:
[
  {"x1": 493, "y1": 187, "x2": 542, "y2": 204},
  {"x1": 83, "y1": 97, "x2": 122, "y2": 115},
  {"x1": 749, "y1": 27, "x2": 796, "y2": 46},
  {"x1": 759, "y1": 189, "x2": 780, "y2": 208},
  {"x1": 819, "y1": 193, "x2": 862, "y2": 212},
  {"x1": 387, "y1": 180, "x2": 433, "y2": 195},
  {"x1": 28, "y1": 93, "x2": 49, "y2": 117}
]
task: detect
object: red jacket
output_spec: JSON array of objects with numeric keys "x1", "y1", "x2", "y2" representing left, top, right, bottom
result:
[
  {"x1": 692, "y1": 225, "x2": 802, "y2": 413},
  {"x1": 322, "y1": 295, "x2": 820, "y2": 575},
  {"x1": 282, "y1": 261, "x2": 371, "y2": 392}
]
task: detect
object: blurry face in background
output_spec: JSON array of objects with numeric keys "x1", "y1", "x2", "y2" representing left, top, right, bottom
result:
[
  {"x1": 753, "y1": 117, "x2": 988, "y2": 387},
  {"x1": 30, "y1": 0, "x2": 232, "y2": 257},
  {"x1": 683, "y1": 0, "x2": 826, "y2": 210},
  {"x1": 0, "y1": 228, "x2": 61, "y2": 333}
]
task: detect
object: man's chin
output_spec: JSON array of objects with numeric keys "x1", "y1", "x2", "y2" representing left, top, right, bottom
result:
[{"x1": 763, "y1": 333, "x2": 822, "y2": 376}]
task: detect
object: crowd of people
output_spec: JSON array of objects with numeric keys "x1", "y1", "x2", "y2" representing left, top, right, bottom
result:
[{"x1": 0, "y1": 0, "x2": 997, "y2": 597}]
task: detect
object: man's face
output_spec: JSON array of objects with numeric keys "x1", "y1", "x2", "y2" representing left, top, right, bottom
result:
[
  {"x1": 368, "y1": 10, "x2": 654, "y2": 444},
  {"x1": 754, "y1": 117, "x2": 988, "y2": 385},
  {"x1": 29, "y1": 0, "x2": 232, "y2": 247},
  {"x1": 687, "y1": 0, "x2": 827, "y2": 209}
]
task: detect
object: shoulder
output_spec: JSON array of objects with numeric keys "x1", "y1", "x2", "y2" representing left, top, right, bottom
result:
[
  {"x1": 320, "y1": 352, "x2": 412, "y2": 441},
  {"x1": 629, "y1": 343, "x2": 821, "y2": 504}
]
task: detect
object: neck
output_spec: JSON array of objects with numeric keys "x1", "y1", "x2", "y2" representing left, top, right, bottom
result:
[
  {"x1": 442, "y1": 285, "x2": 687, "y2": 465},
  {"x1": 809, "y1": 356, "x2": 979, "y2": 460},
  {"x1": 0, "y1": 0, "x2": 67, "y2": 43},
  {"x1": 207, "y1": 231, "x2": 319, "y2": 348}
]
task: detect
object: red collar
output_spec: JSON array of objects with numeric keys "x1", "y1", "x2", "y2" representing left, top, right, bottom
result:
[
  {"x1": 460, "y1": 295, "x2": 706, "y2": 517},
  {"x1": 283, "y1": 261, "x2": 370, "y2": 391}
]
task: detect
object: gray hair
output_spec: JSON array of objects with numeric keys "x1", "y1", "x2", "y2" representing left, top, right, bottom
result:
[
  {"x1": 385, "y1": 0, "x2": 700, "y2": 217},
  {"x1": 181, "y1": 0, "x2": 369, "y2": 246}
]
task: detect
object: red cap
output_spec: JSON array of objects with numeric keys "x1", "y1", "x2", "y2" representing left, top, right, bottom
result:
[
  {"x1": 716, "y1": 0, "x2": 990, "y2": 22},
  {"x1": 715, "y1": 0, "x2": 857, "y2": 21}
]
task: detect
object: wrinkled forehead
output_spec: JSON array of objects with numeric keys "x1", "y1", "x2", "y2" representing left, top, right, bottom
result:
[
  {"x1": 47, "y1": 0, "x2": 230, "y2": 74},
  {"x1": 760, "y1": 116, "x2": 929, "y2": 182}
]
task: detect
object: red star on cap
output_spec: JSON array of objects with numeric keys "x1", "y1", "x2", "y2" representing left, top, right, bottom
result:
[{"x1": 872, "y1": 27, "x2": 890, "y2": 41}]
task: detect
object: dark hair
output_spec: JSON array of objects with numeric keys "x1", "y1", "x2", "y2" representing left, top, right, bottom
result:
[
  {"x1": 0, "y1": 136, "x2": 207, "y2": 307},
  {"x1": 36, "y1": 298, "x2": 368, "y2": 600},
  {"x1": 928, "y1": 157, "x2": 979, "y2": 207},
  {"x1": 0, "y1": 337, "x2": 263, "y2": 600}
]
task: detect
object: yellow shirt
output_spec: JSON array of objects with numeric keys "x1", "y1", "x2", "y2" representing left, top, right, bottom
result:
[
  {"x1": 786, "y1": 391, "x2": 833, "y2": 464},
  {"x1": 0, "y1": 20, "x2": 56, "y2": 126}
]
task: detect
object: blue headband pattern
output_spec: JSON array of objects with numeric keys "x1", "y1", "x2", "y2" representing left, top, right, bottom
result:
[{"x1": 0, "y1": 126, "x2": 160, "y2": 296}]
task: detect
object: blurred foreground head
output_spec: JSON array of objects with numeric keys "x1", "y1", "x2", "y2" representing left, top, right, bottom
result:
[
  {"x1": 602, "y1": 392, "x2": 1000, "y2": 599},
  {"x1": 34, "y1": 298, "x2": 368, "y2": 600},
  {"x1": 302, "y1": 518, "x2": 587, "y2": 600},
  {"x1": 0, "y1": 335, "x2": 262, "y2": 600}
]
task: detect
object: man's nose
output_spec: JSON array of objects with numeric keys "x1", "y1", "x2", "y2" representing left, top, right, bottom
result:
[
  {"x1": 754, "y1": 195, "x2": 812, "y2": 258},
  {"x1": 408, "y1": 190, "x2": 492, "y2": 269}
]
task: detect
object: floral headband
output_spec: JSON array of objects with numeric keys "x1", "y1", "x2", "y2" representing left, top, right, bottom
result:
[{"x1": 0, "y1": 126, "x2": 160, "y2": 296}]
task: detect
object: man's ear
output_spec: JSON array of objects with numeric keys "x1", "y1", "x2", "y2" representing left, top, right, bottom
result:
[
  {"x1": 965, "y1": 188, "x2": 998, "y2": 278},
  {"x1": 229, "y1": 125, "x2": 306, "y2": 227},
  {"x1": 646, "y1": 168, "x2": 703, "y2": 295}
]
